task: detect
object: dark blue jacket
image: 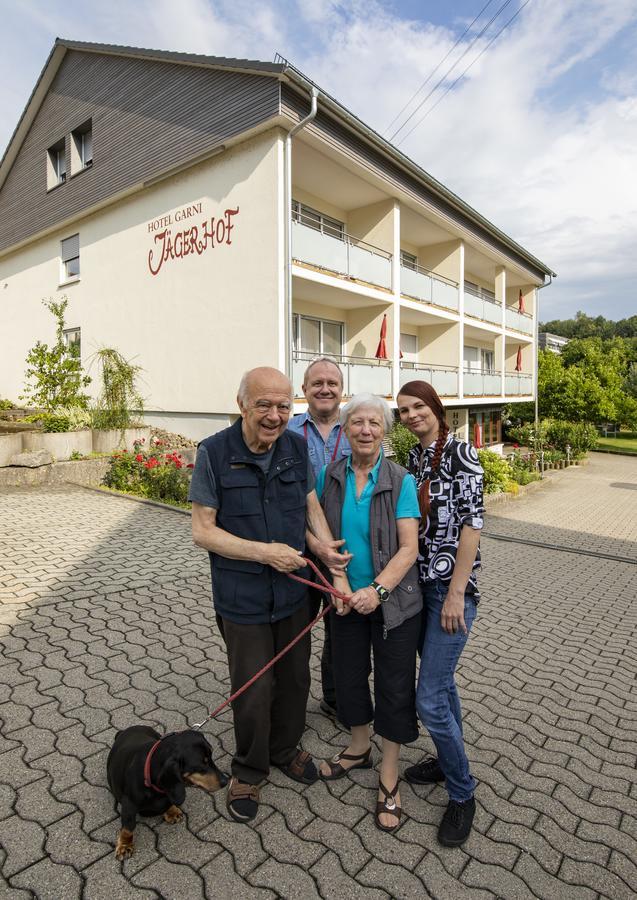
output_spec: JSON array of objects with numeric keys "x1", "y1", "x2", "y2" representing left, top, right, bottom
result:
[{"x1": 201, "y1": 418, "x2": 309, "y2": 624}]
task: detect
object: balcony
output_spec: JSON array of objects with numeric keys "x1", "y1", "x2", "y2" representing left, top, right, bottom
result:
[
  {"x1": 400, "y1": 263, "x2": 459, "y2": 312},
  {"x1": 464, "y1": 286, "x2": 502, "y2": 326},
  {"x1": 506, "y1": 308, "x2": 534, "y2": 335},
  {"x1": 505, "y1": 373, "x2": 533, "y2": 395},
  {"x1": 292, "y1": 215, "x2": 392, "y2": 290},
  {"x1": 463, "y1": 369, "x2": 502, "y2": 396},
  {"x1": 399, "y1": 362, "x2": 459, "y2": 397},
  {"x1": 293, "y1": 351, "x2": 392, "y2": 398}
]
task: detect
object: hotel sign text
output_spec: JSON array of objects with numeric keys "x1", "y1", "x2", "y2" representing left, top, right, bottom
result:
[{"x1": 147, "y1": 203, "x2": 240, "y2": 276}]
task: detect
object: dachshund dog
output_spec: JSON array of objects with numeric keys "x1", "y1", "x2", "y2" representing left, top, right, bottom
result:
[{"x1": 107, "y1": 725, "x2": 228, "y2": 859}]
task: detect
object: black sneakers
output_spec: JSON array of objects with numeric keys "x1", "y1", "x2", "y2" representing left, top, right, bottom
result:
[
  {"x1": 438, "y1": 797, "x2": 476, "y2": 847},
  {"x1": 404, "y1": 756, "x2": 445, "y2": 785}
]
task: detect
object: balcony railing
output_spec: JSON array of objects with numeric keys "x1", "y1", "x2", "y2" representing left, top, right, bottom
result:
[
  {"x1": 291, "y1": 214, "x2": 392, "y2": 290},
  {"x1": 505, "y1": 307, "x2": 534, "y2": 335},
  {"x1": 463, "y1": 369, "x2": 502, "y2": 396},
  {"x1": 463, "y1": 287, "x2": 502, "y2": 325},
  {"x1": 505, "y1": 373, "x2": 533, "y2": 395},
  {"x1": 293, "y1": 351, "x2": 392, "y2": 398},
  {"x1": 399, "y1": 362, "x2": 459, "y2": 396},
  {"x1": 400, "y1": 263, "x2": 459, "y2": 312}
]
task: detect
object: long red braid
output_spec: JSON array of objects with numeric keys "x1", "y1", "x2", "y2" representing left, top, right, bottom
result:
[{"x1": 398, "y1": 380, "x2": 449, "y2": 521}]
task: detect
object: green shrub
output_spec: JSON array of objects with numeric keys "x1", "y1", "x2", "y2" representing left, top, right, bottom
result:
[
  {"x1": 103, "y1": 438, "x2": 192, "y2": 506},
  {"x1": 24, "y1": 412, "x2": 71, "y2": 433},
  {"x1": 387, "y1": 422, "x2": 418, "y2": 467},
  {"x1": 21, "y1": 298, "x2": 91, "y2": 411},
  {"x1": 477, "y1": 449, "x2": 516, "y2": 494},
  {"x1": 91, "y1": 347, "x2": 144, "y2": 430},
  {"x1": 545, "y1": 420, "x2": 598, "y2": 455},
  {"x1": 0, "y1": 398, "x2": 14, "y2": 410}
]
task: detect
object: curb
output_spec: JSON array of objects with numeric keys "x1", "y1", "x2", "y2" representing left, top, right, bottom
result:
[
  {"x1": 78, "y1": 484, "x2": 191, "y2": 516},
  {"x1": 484, "y1": 462, "x2": 582, "y2": 508}
]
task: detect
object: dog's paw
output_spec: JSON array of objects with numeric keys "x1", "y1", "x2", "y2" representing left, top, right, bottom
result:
[
  {"x1": 164, "y1": 805, "x2": 183, "y2": 824},
  {"x1": 115, "y1": 830, "x2": 135, "y2": 860}
]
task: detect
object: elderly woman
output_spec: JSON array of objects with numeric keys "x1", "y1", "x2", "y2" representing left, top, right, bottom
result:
[
  {"x1": 396, "y1": 380, "x2": 484, "y2": 848},
  {"x1": 314, "y1": 393, "x2": 421, "y2": 833}
]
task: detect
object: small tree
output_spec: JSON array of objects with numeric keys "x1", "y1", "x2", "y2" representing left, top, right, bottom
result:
[
  {"x1": 21, "y1": 298, "x2": 91, "y2": 411},
  {"x1": 91, "y1": 347, "x2": 144, "y2": 430}
]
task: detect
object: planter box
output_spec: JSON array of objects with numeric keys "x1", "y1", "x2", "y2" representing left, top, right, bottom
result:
[
  {"x1": 22, "y1": 429, "x2": 92, "y2": 462},
  {"x1": 0, "y1": 433, "x2": 23, "y2": 467},
  {"x1": 92, "y1": 426, "x2": 151, "y2": 454}
]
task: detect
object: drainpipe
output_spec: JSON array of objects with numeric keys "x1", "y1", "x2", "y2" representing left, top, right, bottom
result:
[
  {"x1": 284, "y1": 86, "x2": 319, "y2": 378},
  {"x1": 534, "y1": 273, "x2": 553, "y2": 451}
]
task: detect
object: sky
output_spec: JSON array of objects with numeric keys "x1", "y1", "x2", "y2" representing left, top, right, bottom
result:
[{"x1": 1, "y1": 0, "x2": 636, "y2": 322}]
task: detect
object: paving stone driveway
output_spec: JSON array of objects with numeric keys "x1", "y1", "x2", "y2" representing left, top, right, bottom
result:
[{"x1": 1, "y1": 452, "x2": 636, "y2": 899}]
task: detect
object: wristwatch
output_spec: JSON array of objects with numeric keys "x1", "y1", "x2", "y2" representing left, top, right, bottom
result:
[{"x1": 371, "y1": 581, "x2": 390, "y2": 603}]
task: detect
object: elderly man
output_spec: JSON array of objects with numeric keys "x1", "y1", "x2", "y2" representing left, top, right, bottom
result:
[
  {"x1": 190, "y1": 367, "x2": 347, "y2": 824},
  {"x1": 289, "y1": 356, "x2": 351, "y2": 720}
]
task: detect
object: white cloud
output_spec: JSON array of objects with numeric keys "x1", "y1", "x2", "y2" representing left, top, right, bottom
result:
[{"x1": 1, "y1": 0, "x2": 636, "y2": 319}]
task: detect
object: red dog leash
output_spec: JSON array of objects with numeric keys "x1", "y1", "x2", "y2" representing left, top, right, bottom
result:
[{"x1": 189, "y1": 557, "x2": 349, "y2": 732}]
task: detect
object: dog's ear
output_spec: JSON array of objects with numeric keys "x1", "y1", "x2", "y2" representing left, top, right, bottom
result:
[{"x1": 158, "y1": 757, "x2": 186, "y2": 807}]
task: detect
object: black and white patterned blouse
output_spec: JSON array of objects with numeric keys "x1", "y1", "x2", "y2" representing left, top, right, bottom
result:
[{"x1": 407, "y1": 434, "x2": 484, "y2": 598}]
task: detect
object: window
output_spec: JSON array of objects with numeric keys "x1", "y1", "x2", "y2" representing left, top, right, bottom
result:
[
  {"x1": 61, "y1": 234, "x2": 80, "y2": 281},
  {"x1": 63, "y1": 328, "x2": 81, "y2": 358},
  {"x1": 400, "y1": 250, "x2": 418, "y2": 271},
  {"x1": 293, "y1": 314, "x2": 343, "y2": 356},
  {"x1": 47, "y1": 139, "x2": 66, "y2": 189},
  {"x1": 292, "y1": 200, "x2": 344, "y2": 240},
  {"x1": 481, "y1": 350, "x2": 495, "y2": 373},
  {"x1": 400, "y1": 332, "x2": 417, "y2": 365},
  {"x1": 464, "y1": 280, "x2": 496, "y2": 302},
  {"x1": 71, "y1": 120, "x2": 93, "y2": 174}
]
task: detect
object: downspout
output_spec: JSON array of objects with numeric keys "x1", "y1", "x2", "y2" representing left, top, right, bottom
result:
[
  {"x1": 534, "y1": 273, "x2": 554, "y2": 444},
  {"x1": 284, "y1": 85, "x2": 319, "y2": 378}
]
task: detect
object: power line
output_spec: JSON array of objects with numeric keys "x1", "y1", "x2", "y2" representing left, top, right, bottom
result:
[
  {"x1": 389, "y1": 0, "x2": 515, "y2": 142},
  {"x1": 383, "y1": 0, "x2": 497, "y2": 136},
  {"x1": 395, "y1": 0, "x2": 533, "y2": 146}
]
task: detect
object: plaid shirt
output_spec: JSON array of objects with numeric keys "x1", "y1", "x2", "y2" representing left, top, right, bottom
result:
[{"x1": 408, "y1": 434, "x2": 484, "y2": 597}]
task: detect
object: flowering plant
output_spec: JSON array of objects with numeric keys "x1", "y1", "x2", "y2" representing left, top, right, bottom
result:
[{"x1": 102, "y1": 438, "x2": 193, "y2": 506}]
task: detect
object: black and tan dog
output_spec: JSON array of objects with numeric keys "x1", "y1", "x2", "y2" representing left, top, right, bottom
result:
[{"x1": 107, "y1": 725, "x2": 227, "y2": 859}]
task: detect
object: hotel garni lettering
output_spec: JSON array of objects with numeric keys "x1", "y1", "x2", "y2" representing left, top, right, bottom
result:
[{"x1": 147, "y1": 203, "x2": 240, "y2": 276}]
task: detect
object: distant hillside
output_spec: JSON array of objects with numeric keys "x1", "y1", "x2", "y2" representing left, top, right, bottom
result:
[{"x1": 539, "y1": 311, "x2": 637, "y2": 339}]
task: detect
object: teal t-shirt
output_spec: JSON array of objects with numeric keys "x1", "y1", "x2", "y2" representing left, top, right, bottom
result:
[{"x1": 315, "y1": 455, "x2": 420, "y2": 592}]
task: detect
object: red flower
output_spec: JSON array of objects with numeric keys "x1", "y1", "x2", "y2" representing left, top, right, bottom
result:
[
  {"x1": 135, "y1": 453, "x2": 143, "y2": 462},
  {"x1": 187, "y1": 463, "x2": 194, "y2": 469},
  {"x1": 144, "y1": 457, "x2": 159, "y2": 469},
  {"x1": 513, "y1": 443, "x2": 520, "y2": 449}
]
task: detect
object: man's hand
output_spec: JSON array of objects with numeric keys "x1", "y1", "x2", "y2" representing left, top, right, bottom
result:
[
  {"x1": 263, "y1": 544, "x2": 306, "y2": 573},
  {"x1": 314, "y1": 538, "x2": 353, "y2": 572},
  {"x1": 441, "y1": 588, "x2": 467, "y2": 635}
]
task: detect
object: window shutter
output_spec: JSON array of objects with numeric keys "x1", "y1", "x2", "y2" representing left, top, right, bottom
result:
[{"x1": 61, "y1": 234, "x2": 79, "y2": 262}]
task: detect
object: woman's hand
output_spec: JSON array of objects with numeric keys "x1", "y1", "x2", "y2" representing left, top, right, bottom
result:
[
  {"x1": 441, "y1": 588, "x2": 467, "y2": 635},
  {"x1": 349, "y1": 586, "x2": 381, "y2": 616},
  {"x1": 330, "y1": 573, "x2": 352, "y2": 616}
]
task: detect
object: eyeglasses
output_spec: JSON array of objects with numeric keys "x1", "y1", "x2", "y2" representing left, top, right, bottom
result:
[{"x1": 252, "y1": 401, "x2": 292, "y2": 414}]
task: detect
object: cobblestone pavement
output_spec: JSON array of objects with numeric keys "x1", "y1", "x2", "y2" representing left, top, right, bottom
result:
[{"x1": 1, "y1": 451, "x2": 636, "y2": 899}]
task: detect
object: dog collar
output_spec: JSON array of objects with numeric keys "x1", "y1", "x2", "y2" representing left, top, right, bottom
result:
[{"x1": 143, "y1": 732, "x2": 174, "y2": 794}]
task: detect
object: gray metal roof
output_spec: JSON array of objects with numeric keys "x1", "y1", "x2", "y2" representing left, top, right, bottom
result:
[{"x1": 0, "y1": 38, "x2": 555, "y2": 278}]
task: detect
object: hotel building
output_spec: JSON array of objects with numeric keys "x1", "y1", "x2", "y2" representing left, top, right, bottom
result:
[{"x1": 0, "y1": 39, "x2": 555, "y2": 448}]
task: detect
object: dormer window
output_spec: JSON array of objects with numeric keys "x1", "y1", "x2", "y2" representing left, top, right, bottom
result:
[
  {"x1": 47, "y1": 139, "x2": 66, "y2": 189},
  {"x1": 71, "y1": 120, "x2": 93, "y2": 174}
]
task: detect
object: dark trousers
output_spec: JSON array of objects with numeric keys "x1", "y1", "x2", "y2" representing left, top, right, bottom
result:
[
  {"x1": 309, "y1": 587, "x2": 336, "y2": 706},
  {"x1": 331, "y1": 606, "x2": 421, "y2": 745},
  {"x1": 217, "y1": 604, "x2": 311, "y2": 785}
]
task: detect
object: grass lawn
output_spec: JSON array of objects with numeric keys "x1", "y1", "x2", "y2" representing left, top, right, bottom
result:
[{"x1": 595, "y1": 432, "x2": 637, "y2": 455}]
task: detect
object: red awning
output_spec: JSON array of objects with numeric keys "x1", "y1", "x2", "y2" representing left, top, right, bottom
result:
[
  {"x1": 375, "y1": 313, "x2": 388, "y2": 359},
  {"x1": 515, "y1": 345, "x2": 523, "y2": 372},
  {"x1": 473, "y1": 422, "x2": 482, "y2": 449},
  {"x1": 518, "y1": 289, "x2": 526, "y2": 314}
]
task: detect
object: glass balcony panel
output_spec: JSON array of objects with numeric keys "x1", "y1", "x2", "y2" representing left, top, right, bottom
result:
[
  {"x1": 348, "y1": 360, "x2": 392, "y2": 394},
  {"x1": 505, "y1": 374, "x2": 533, "y2": 394},
  {"x1": 484, "y1": 373, "x2": 502, "y2": 394},
  {"x1": 401, "y1": 266, "x2": 433, "y2": 303},
  {"x1": 431, "y1": 277, "x2": 459, "y2": 311},
  {"x1": 506, "y1": 308, "x2": 534, "y2": 334},
  {"x1": 483, "y1": 300, "x2": 502, "y2": 325},
  {"x1": 349, "y1": 243, "x2": 392, "y2": 289},
  {"x1": 399, "y1": 364, "x2": 458, "y2": 396},
  {"x1": 463, "y1": 371, "x2": 484, "y2": 395},
  {"x1": 292, "y1": 221, "x2": 349, "y2": 275},
  {"x1": 464, "y1": 292, "x2": 484, "y2": 319}
]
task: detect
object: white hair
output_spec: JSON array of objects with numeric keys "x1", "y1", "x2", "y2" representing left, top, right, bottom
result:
[
  {"x1": 340, "y1": 393, "x2": 393, "y2": 434},
  {"x1": 302, "y1": 355, "x2": 344, "y2": 387}
]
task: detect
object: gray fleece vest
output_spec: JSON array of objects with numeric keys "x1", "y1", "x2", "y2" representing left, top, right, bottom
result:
[{"x1": 320, "y1": 455, "x2": 422, "y2": 632}]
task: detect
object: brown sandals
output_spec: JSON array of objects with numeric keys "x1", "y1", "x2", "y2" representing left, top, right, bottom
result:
[
  {"x1": 320, "y1": 746, "x2": 373, "y2": 781},
  {"x1": 375, "y1": 778, "x2": 402, "y2": 833}
]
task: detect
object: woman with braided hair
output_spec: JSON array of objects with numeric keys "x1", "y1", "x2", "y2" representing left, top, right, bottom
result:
[{"x1": 396, "y1": 381, "x2": 484, "y2": 848}]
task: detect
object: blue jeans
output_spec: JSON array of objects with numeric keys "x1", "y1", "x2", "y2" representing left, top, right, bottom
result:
[{"x1": 416, "y1": 579, "x2": 477, "y2": 803}]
